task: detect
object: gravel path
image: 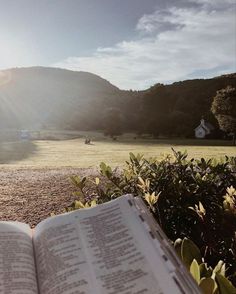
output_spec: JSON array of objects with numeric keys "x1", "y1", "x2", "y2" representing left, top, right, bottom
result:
[{"x1": 0, "y1": 168, "x2": 98, "y2": 227}]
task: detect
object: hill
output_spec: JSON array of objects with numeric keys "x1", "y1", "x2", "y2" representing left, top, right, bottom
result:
[
  {"x1": 0, "y1": 67, "x2": 235, "y2": 137},
  {"x1": 0, "y1": 67, "x2": 125, "y2": 130},
  {"x1": 138, "y1": 74, "x2": 236, "y2": 137}
]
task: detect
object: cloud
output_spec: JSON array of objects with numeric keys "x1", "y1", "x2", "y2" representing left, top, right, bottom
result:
[
  {"x1": 190, "y1": 0, "x2": 235, "y2": 8},
  {"x1": 136, "y1": 9, "x2": 181, "y2": 34},
  {"x1": 54, "y1": 1, "x2": 236, "y2": 90}
]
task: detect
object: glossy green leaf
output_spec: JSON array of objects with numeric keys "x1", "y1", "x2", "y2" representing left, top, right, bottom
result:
[
  {"x1": 213, "y1": 261, "x2": 226, "y2": 276},
  {"x1": 174, "y1": 238, "x2": 182, "y2": 258},
  {"x1": 190, "y1": 259, "x2": 200, "y2": 284},
  {"x1": 181, "y1": 238, "x2": 202, "y2": 268},
  {"x1": 199, "y1": 277, "x2": 216, "y2": 294},
  {"x1": 216, "y1": 273, "x2": 236, "y2": 294}
]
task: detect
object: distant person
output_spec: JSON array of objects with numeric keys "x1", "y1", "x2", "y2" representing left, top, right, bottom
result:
[{"x1": 84, "y1": 138, "x2": 91, "y2": 144}]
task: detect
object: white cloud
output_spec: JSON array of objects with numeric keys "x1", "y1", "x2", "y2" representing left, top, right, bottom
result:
[
  {"x1": 54, "y1": 2, "x2": 236, "y2": 90},
  {"x1": 190, "y1": 0, "x2": 235, "y2": 7}
]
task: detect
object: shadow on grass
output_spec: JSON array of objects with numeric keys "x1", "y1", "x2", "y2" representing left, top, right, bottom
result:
[
  {"x1": 150, "y1": 138, "x2": 234, "y2": 147},
  {"x1": 96, "y1": 137, "x2": 234, "y2": 147},
  {"x1": 0, "y1": 141, "x2": 38, "y2": 164}
]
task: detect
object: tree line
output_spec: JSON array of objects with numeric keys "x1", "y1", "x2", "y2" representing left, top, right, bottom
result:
[{"x1": 102, "y1": 74, "x2": 236, "y2": 142}]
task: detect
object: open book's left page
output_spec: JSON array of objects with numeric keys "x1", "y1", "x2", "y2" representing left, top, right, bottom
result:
[{"x1": 0, "y1": 222, "x2": 38, "y2": 294}]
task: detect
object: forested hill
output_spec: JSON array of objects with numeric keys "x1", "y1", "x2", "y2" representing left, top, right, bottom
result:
[
  {"x1": 138, "y1": 73, "x2": 236, "y2": 137},
  {"x1": 0, "y1": 66, "x2": 128, "y2": 130},
  {"x1": 0, "y1": 66, "x2": 235, "y2": 137}
]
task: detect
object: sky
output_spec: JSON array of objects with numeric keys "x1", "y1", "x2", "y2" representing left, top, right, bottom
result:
[{"x1": 0, "y1": 0, "x2": 235, "y2": 90}]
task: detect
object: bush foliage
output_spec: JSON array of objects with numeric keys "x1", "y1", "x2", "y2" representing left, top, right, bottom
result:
[
  {"x1": 175, "y1": 238, "x2": 236, "y2": 293},
  {"x1": 70, "y1": 150, "x2": 236, "y2": 290}
]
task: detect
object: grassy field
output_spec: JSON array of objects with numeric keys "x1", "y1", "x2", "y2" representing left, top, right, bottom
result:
[{"x1": 0, "y1": 131, "x2": 235, "y2": 168}]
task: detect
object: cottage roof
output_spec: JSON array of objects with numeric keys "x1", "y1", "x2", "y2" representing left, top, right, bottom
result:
[
  {"x1": 194, "y1": 119, "x2": 214, "y2": 132},
  {"x1": 194, "y1": 125, "x2": 208, "y2": 132}
]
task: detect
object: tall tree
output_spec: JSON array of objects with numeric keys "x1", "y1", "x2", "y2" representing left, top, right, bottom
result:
[{"x1": 211, "y1": 86, "x2": 236, "y2": 145}]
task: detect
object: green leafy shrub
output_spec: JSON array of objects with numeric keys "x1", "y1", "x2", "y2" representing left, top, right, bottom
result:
[
  {"x1": 175, "y1": 238, "x2": 236, "y2": 293},
  {"x1": 70, "y1": 150, "x2": 236, "y2": 288}
]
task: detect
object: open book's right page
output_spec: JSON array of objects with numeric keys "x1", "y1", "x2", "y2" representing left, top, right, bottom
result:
[{"x1": 33, "y1": 195, "x2": 200, "y2": 294}]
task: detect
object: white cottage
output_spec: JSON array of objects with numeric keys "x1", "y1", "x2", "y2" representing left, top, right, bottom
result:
[{"x1": 194, "y1": 119, "x2": 214, "y2": 138}]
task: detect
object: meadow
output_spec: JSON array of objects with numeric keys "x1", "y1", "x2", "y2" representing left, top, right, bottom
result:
[{"x1": 0, "y1": 130, "x2": 235, "y2": 168}]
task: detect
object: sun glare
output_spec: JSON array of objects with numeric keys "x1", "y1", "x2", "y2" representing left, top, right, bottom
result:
[
  {"x1": 0, "y1": 34, "x2": 33, "y2": 70},
  {"x1": 0, "y1": 70, "x2": 12, "y2": 86},
  {"x1": 0, "y1": 38, "x2": 18, "y2": 68}
]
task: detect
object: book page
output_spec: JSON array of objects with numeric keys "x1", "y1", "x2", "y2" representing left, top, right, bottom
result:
[
  {"x1": 0, "y1": 222, "x2": 38, "y2": 294},
  {"x1": 76, "y1": 196, "x2": 182, "y2": 294},
  {"x1": 134, "y1": 197, "x2": 201, "y2": 294},
  {"x1": 33, "y1": 214, "x2": 93, "y2": 294},
  {"x1": 33, "y1": 195, "x2": 187, "y2": 294}
]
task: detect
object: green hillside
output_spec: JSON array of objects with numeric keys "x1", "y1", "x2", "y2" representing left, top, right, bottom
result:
[
  {"x1": 0, "y1": 67, "x2": 235, "y2": 138},
  {"x1": 138, "y1": 74, "x2": 236, "y2": 137},
  {"x1": 0, "y1": 67, "x2": 123, "y2": 129}
]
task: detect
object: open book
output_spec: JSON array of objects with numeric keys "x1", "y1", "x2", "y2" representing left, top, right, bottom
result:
[{"x1": 0, "y1": 195, "x2": 201, "y2": 294}]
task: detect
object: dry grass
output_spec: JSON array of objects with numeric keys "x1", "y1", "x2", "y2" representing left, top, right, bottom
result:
[{"x1": 0, "y1": 131, "x2": 235, "y2": 168}]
